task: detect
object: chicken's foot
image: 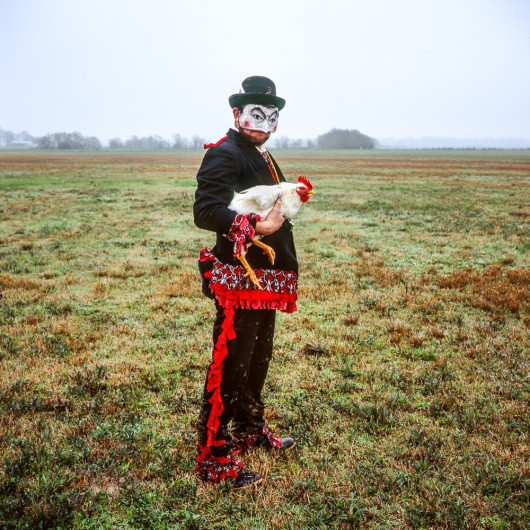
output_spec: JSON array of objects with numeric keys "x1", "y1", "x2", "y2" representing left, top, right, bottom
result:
[
  {"x1": 237, "y1": 255, "x2": 263, "y2": 290},
  {"x1": 252, "y1": 239, "x2": 275, "y2": 265}
]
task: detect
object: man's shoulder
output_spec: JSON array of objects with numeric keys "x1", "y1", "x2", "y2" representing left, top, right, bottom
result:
[
  {"x1": 211, "y1": 137, "x2": 237, "y2": 153},
  {"x1": 203, "y1": 134, "x2": 250, "y2": 167},
  {"x1": 198, "y1": 135, "x2": 244, "y2": 177},
  {"x1": 203, "y1": 132, "x2": 237, "y2": 155}
]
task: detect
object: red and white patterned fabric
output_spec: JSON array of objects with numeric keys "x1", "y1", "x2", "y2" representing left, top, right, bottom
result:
[
  {"x1": 196, "y1": 447, "x2": 244, "y2": 483},
  {"x1": 232, "y1": 427, "x2": 283, "y2": 455},
  {"x1": 224, "y1": 213, "x2": 261, "y2": 259},
  {"x1": 200, "y1": 248, "x2": 298, "y2": 313}
]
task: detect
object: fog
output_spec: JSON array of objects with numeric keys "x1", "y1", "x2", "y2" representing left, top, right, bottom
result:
[{"x1": 1, "y1": 0, "x2": 529, "y2": 145}]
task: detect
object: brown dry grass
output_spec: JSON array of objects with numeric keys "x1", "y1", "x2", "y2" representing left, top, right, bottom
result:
[
  {"x1": 437, "y1": 264, "x2": 529, "y2": 315},
  {"x1": 0, "y1": 149, "x2": 529, "y2": 528}
]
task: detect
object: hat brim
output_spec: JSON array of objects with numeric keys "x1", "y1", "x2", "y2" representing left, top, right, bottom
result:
[{"x1": 229, "y1": 92, "x2": 286, "y2": 111}]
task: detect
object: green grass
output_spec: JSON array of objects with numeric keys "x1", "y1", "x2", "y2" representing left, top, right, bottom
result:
[{"x1": 0, "y1": 149, "x2": 529, "y2": 528}]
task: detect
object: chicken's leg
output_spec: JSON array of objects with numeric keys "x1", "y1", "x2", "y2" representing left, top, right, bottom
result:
[
  {"x1": 252, "y1": 239, "x2": 276, "y2": 265},
  {"x1": 237, "y1": 255, "x2": 263, "y2": 290}
]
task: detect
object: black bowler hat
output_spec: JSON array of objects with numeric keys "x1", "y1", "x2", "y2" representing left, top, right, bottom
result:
[{"x1": 229, "y1": 76, "x2": 286, "y2": 110}]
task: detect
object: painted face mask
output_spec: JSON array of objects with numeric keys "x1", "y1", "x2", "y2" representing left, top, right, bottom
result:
[{"x1": 239, "y1": 104, "x2": 279, "y2": 133}]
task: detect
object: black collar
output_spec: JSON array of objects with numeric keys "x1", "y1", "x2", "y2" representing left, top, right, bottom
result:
[{"x1": 227, "y1": 129, "x2": 271, "y2": 174}]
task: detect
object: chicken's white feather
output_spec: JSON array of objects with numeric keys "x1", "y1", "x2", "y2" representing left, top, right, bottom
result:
[
  {"x1": 229, "y1": 182, "x2": 306, "y2": 220},
  {"x1": 232, "y1": 185, "x2": 282, "y2": 216},
  {"x1": 225, "y1": 179, "x2": 313, "y2": 288}
]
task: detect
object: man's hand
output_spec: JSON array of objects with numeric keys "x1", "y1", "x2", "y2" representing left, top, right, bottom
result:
[{"x1": 255, "y1": 198, "x2": 285, "y2": 236}]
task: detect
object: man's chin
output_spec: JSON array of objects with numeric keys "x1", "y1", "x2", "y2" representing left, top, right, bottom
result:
[{"x1": 240, "y1": 128, "x2": 271, "y2": 146}]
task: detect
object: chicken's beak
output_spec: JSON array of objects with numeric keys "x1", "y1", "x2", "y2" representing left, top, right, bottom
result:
[{"x1": 308, "y1": 190, "x2": 315, "y2": 195}]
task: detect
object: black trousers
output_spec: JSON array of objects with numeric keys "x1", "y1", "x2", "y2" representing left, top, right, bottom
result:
[{"x1": 197, "y1": 302, "x2": 276, "y2": 458}]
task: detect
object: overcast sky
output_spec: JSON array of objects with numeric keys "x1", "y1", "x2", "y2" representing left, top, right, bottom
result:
[{"x1": 1, "y1": 0, "x2": 529, "y2": 143}]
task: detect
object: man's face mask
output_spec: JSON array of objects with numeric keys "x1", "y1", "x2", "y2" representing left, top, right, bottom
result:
[{"x1": 239, "y1": 104, "x2": 279, "y2": 133}]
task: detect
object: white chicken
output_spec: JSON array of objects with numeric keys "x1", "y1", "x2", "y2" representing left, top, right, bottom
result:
[{"x1": 228, "y1": 176, "x2": 314, "y2": 289}]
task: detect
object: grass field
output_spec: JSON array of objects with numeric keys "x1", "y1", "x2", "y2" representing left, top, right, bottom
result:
[{"x1": 0, "y1": 149, "x2": 529, "y2": 529}]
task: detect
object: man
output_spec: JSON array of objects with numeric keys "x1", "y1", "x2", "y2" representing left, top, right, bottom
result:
[{"x1": 193, "y1": 76, "x2": 298, "y2": 488}]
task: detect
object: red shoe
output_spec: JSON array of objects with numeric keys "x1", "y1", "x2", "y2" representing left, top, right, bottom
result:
[{"x1": 233, "y1": 427, "x2": 295, "y2": 455}]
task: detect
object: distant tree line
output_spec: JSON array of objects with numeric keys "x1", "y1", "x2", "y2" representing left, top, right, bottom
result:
[
  {"x1": 36, "y1": 131, "x2": 102, "y2": 150},
  {"x1": 270, "y1": 136, "x2": 316, "y2": 149},
  {"x1": 108, "y1": 131, "x2": 376, "y2": 150},
  {"x1": 0, "y1": 127, "x2": 101, "y2": 150},
  {"x1": 108, "y1": 134, "x2": 206, "y2": 150},
  {"x1": 0, "y1": 127, "x2": 36, "y2": 147},
  {"x1": 270, "y1": 129, "x2": 376, "y2": 149},
  {"x1": 1, "y1": 126, "x2": 376, "y2": 150},
  {"x1": 316, "y1": 128, "x2": 376, "y2": 149}
]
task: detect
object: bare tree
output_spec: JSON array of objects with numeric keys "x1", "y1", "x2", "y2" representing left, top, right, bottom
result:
[
  {"x1": 109, "y1": 137, "x2": 124, "y2": 149},
  {"x1": 172, "y1": 134, "x2": 188, "y2": 149},
  {"x1": 0, "y1": 128, "x2": 15, "y2": 146},
  {"x1": 191, "y1": 135, "x2": 205, "y2": 149}
]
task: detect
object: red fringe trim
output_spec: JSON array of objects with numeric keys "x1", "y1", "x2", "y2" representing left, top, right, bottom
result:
[
  {"x1": 210, "y1": 282, "x2": 297, "y2": 313},
  {"x1": 204, "y1": 135, "x2": 228, "y2": 149},
  {"x1": 204, "y1": 304, "x2": 235, "y2": 448},
  {"x1": 196, "y1": 444, "x2": 243, "y2": 483},
  {"x1": 196, "y1": 247, "x2": 297, "y2": 459},
  {"x1": 200, "y1": 248, "x2": 298, "y2": 313}
]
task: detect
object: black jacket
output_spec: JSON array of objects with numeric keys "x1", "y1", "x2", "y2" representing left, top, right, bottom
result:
[{"x1": 194, "y1": 129, "x2": 298, "y2": 274}]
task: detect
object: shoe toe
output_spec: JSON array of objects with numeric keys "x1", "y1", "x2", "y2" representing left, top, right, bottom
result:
[
  {"x1": 281, "y1": 437, "x2": 295, "y2": 449},
  {"x1": 233, "y1": 471, "x2": 262, "y2": 488}
]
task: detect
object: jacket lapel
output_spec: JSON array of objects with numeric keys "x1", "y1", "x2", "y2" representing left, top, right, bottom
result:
[{"x1": 228, "y1": 129, "x2": 276, "y2": 185}]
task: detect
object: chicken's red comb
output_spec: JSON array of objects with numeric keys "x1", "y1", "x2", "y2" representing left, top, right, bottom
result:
[{"x1": 298, "y1": 176, "x2": 313, "y2": 191}]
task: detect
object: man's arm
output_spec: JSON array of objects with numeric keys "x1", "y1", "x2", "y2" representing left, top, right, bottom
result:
[{"x1": 193, "y1": 148, "x2": 243, "y2": 235}]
